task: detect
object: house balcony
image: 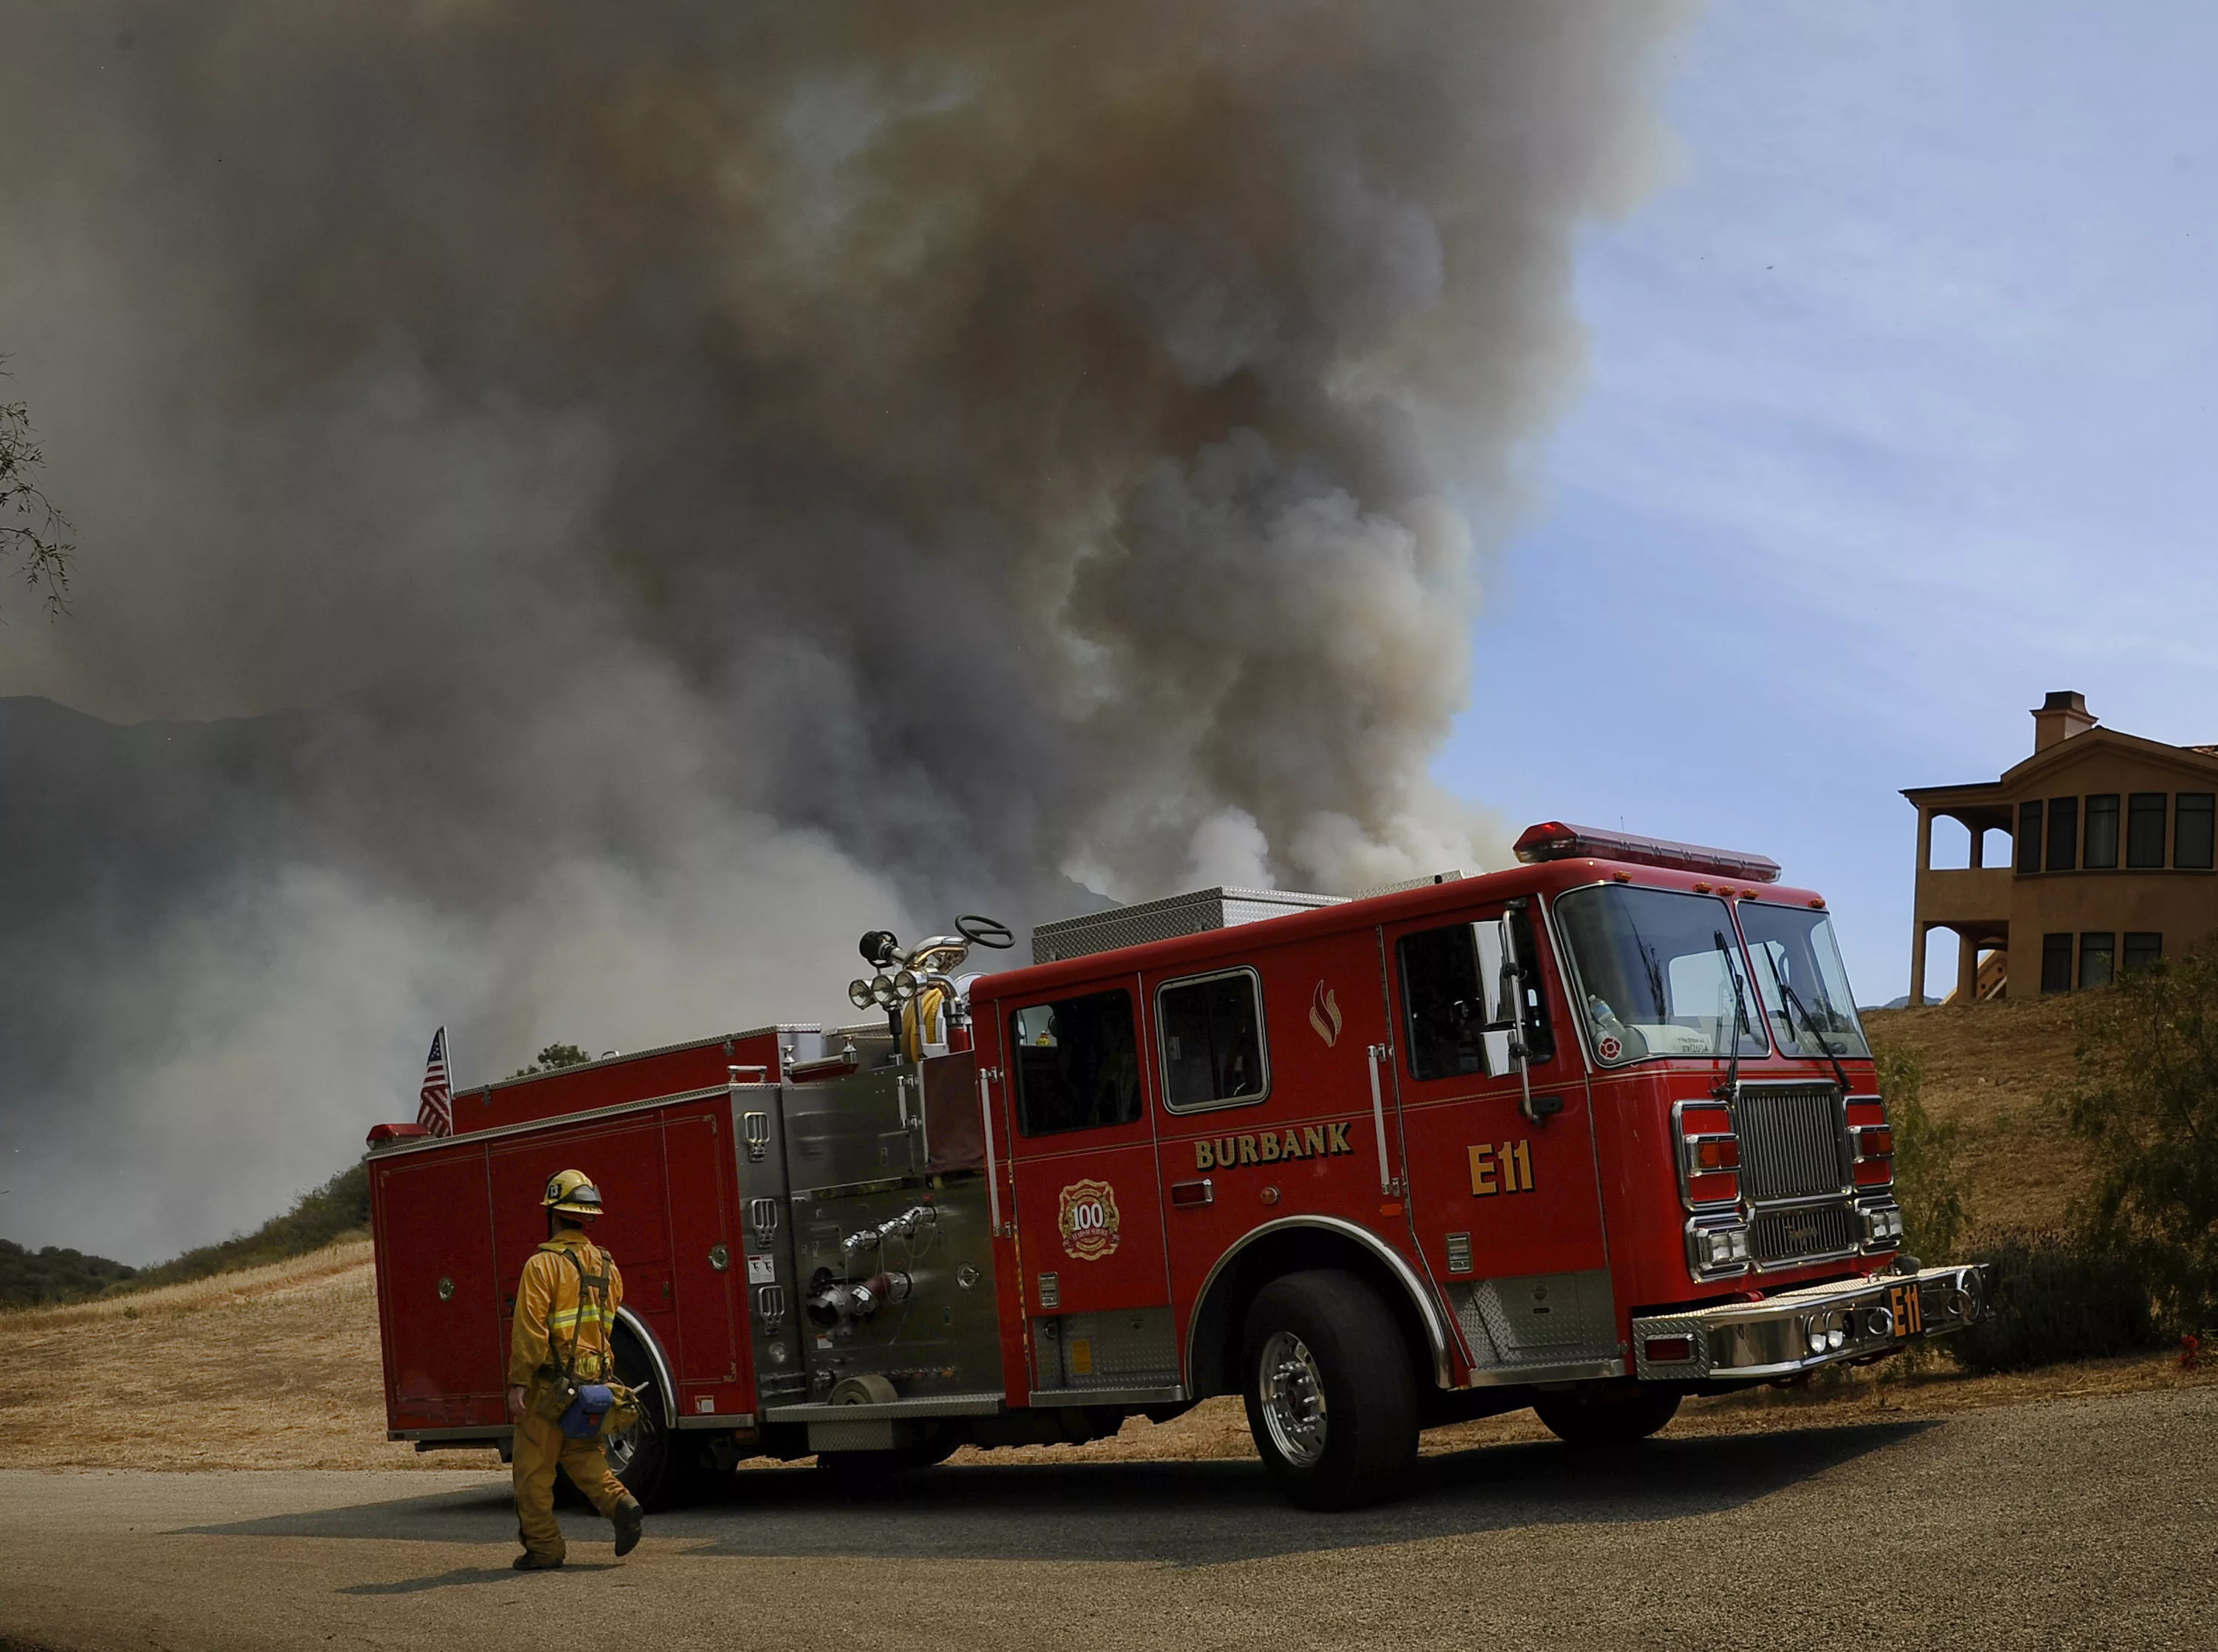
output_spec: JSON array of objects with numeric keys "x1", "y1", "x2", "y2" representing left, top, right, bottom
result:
[{"x1": 1913, "y1": 866, "x2": 2012, "y2": 927}]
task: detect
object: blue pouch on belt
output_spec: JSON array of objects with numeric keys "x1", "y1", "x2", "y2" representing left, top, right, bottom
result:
[{"x1": 558, "y1": 1383, "x2": 615, "y2": 1441}]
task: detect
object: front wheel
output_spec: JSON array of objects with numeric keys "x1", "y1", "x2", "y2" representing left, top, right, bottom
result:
[
  {"x1": 1241, "y1": 1270, "x2": 1419, "y2": 1510},
  {"x1": 1532, "y1": 1385, "x2": 1681, "y2": 1447}
]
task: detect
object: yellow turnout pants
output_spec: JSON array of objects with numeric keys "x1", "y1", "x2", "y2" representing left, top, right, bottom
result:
[{"x1": 512, "y1": 1407, "x2": 627, "y2": 1560}]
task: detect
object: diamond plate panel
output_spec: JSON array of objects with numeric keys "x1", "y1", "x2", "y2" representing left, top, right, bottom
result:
[
  {"x1": 1451, "y1": 1270, "x2": 1619, "y2": 1370},
  {"x1": 1034, "y1": 1308, "x2": 1178, "y2": 1390}
]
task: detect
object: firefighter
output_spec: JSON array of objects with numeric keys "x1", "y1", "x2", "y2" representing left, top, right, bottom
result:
[{"x1": 506, "y1": 1168, "x2": 645, "y2": 1570}]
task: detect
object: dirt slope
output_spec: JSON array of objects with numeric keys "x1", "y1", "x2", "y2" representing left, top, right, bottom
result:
[
  {"x1": 1863, "y1": 996, "x2": 2088, "y2": 1236},
  {"x1": 0, "y1": 1240, "x2": 475, "y2": 1472}
]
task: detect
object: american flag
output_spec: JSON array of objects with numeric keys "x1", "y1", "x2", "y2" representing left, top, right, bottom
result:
[{"x1": 417, "y1": 1027, "x2": 454, "y2": 1136}]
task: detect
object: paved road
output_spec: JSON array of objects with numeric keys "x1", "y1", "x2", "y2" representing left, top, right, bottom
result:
[{"x1": 4, "y1": 1387, "x2": 2214, "y2": 1652}]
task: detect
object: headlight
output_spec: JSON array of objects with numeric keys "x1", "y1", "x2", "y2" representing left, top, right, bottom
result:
[{"x1": 847, "y1": 979, "x2": 875, "y2": 1010}]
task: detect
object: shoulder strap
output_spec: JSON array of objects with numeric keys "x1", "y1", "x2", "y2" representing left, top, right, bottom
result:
[{"x1": 548, "y1": 1245, "x2": 614, "y2": 1380}]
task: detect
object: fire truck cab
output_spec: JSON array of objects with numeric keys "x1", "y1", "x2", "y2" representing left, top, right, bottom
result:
[{"x1": 367, "y1": 822, "x2": 1988, "y2": 1509}]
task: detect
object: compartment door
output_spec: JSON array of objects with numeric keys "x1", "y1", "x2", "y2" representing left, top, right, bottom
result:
[
  {"x1": 374, "y1": 1146, "x2": 502, "y2": 1430},
  {"x1": 662, "y1": 1104, "x2": 744, "y2": 1415}
]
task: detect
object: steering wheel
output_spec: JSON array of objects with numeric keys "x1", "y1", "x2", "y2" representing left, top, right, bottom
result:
[{"x1": 956, "y1": 913, "x2": 1016, "y2": 951}]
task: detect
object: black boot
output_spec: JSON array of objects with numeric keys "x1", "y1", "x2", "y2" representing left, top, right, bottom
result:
[
  {"x1": 513, "y1": 1551, "x2": 565, "y2": 1571},
  {"x1": 611, "y1": 1495, "x2": 645, "y2": 1558}
]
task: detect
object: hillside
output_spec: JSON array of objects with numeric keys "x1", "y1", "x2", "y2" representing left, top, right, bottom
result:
[{"x1": 1863, "y1": 995, "x2": 2089, "y2": 1237}]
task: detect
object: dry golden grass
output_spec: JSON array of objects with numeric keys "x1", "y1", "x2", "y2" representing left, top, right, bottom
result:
[
  {"x1": 1865, "y1": 996, "x2": 2089, "y2": 1237},
  {"x1": 1, "y1": 999, "x2": 2155, "y2": 1474},
  {"x1": 1, "y1": 1239, "x2": 498, "y2": 1472}
]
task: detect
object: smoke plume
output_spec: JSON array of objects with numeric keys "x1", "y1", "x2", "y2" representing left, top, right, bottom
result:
[{"x1": 0, "y1": 1, "x2": 1685, "y2": 1258}]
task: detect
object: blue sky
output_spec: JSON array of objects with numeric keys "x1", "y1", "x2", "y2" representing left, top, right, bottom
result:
[{"x1": 1437, "y1": 0, "x2": 2218, "y2": 1002}]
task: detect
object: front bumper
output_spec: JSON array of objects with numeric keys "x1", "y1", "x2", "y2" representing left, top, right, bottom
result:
[{"x1": 1630, "y1": 1263, "x2": 1990, "y2": 1382}]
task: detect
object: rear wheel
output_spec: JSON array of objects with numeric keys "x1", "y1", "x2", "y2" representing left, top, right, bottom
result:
[
  {"x1": 1532, "y1": 1385, "x2": 1681, "y2": 1447},
  {"x1": 1240, "y1": 1270, "x2": 1419, "y2": 1510},
  {"x1": 604, "y1": 1321, "x2": 708, "y2": 1509}
]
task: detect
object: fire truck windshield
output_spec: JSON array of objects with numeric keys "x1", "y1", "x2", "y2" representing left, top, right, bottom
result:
[
  {"x1": 1737, "y1": 903, "x2": 1871, "y2": 1059},
  {"x1": 1553, "y1": 885, "x2": 1770, "y2": 1067}
]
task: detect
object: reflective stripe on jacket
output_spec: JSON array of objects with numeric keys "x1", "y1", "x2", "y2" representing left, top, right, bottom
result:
[{"x1": 507, "y1": 1230, "x2": 625, "y2": 1389}]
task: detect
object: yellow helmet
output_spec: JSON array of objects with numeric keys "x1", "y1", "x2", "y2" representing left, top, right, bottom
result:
[{"x1": 541, "y1": 1169, "x2": 604, "y2": 1217}]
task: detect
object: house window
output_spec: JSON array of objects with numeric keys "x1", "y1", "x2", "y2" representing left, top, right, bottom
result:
[
  {"x1": 2084, "y1": 794, "x2": 2120, "y2": 869},
  {"x1": 2041, "y1": 933, "x2": 2073, "y2": 994},
  {"x1": 2123, "y1": 933, "x2": 2163, "y2": 974},
  {"x1": 2128, "y1": 793, "x2": 2167, "y2": 868},
  {"x1": 2045, "y1": 798, "x2": 2078, "y2": 872},
  {"x1": 2078, "y1": 933, "x2": 2115, "y2": 990},
  {"x1": 1157, "y1": 968, "x2": 1270, "y2": 1111},
  {"x1": 2016, "y1": 800, "x2": 2043, "y2": 874},
  {"x1": 1009, "y1": 990, "x2": 1141, "y2": 1136},
  {"x1": 2177, "y1": 794, "x2": 2215, "y2": 870}
]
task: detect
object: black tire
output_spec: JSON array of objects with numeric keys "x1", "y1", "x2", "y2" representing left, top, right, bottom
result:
[
  {"x1": 603, "y1": 1321, "x2": 705, "y2": 1509},
  {"x1": 1240, "y1": 1269, "x2": 1420, "y2": 1510},
  {"x1": 1532, "y1": 1385, "x2": 1681, "y2": 1447}
]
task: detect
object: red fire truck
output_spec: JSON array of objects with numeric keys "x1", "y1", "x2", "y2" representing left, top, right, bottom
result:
[{"x1": 366, "y1": 822, "x2": 1988, "y2": 1509}]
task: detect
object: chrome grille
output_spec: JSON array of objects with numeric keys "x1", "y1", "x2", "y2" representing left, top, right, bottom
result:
[
  {"x1": 1750, "y1": 1204, "x2": 1859, "y2": 1266},
  {"x1": 1734, "y1": 1083, "x2": 1848, "y2": 1204}
]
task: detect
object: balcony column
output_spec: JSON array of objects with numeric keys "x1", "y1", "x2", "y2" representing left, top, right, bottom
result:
[
  {"x1": 1909, "y1": 922, "x2": 1928, "y2": 1008},
  {"x1": 1956, "y1": 931, "x2": 1980, "y2": 1004},
  {"x1": 1916, "y1": 807, "x2": 1934, "y2": 872}
]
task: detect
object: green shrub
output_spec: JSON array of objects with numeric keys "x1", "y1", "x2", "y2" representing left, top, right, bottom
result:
[
  {"x1": 0, "y1": 1238, "x2": 136, "y2": 1309},
  {"x1": 508, "y1": 1042, "x2": 593, "y2": 1078},
  {"x1": 1873, "y1": 1043, "x2": 1965, "y2": 1259},
  {"x1": 1950, "y1": 1229, "x2": 2164, "y2": 1373},
  {"x1": 2065, "y1": 946, "x2": 2218, "y2": 1332}
]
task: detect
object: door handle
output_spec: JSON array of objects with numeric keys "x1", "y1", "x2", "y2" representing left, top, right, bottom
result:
[
  {"x1": 1170, "y1": 1178, "x2": 1213, "y2": 1209},
  {"x1": 1367, "y1": 1042, "x2": 1403, "y2": 1197},
  {"x1": 977, "y1": 1064, "x2": 1008, "y2": 1238}
]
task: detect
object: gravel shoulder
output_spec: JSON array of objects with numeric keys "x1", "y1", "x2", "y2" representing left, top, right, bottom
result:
[{"x1": 4, "y1": 1382, "x2": 2214, "y2": 1652}]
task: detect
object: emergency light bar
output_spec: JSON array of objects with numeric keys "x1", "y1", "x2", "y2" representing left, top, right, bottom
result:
[{"x1": 1512, "y1": 821, "x2": 1782, "y2": 884}]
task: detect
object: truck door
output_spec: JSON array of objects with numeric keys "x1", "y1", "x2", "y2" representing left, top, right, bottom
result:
[
  {"x1": 372, "y1": 1143, "x2": 503, "y2": 1431},
  {"x1": 996, "y1": 976, "x2": 1178, "y2": 1401},
  {"x1": 1382, "y1": 902, "x2": 1618, "y2": 1378},
  {"x1": 661, "y1": 1102, "x2": 745, "y2": 1418}
]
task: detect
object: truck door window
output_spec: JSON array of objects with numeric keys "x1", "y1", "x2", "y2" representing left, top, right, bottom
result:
[
  {"x1": 1009, "y1": 990, "x2": 1142, "y2": 1136},
  {"x1": 1157, "y1": 968, "x2": 1270, "y2": 1112},
  {"x1": 1482, "y1": 905, "x2": 1556, "y2": 1067},
  {"x1": 1397, "y1": 925, "x2": 1490, "y2": 1081}
]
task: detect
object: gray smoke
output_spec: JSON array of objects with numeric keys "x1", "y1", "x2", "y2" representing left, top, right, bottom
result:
[{"x1": 0, "y1": 1, "x2": 1686, "y2": 1259}]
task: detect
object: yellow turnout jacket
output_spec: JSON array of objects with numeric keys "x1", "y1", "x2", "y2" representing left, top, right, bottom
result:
[{"x1": 508, "y1": 1228, "x2": 625, "y2": 1390}]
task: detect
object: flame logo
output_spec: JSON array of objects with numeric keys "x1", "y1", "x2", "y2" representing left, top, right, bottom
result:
[{"x1": 1309, "y1": 981, "x2": 1343, "y2": 1047}]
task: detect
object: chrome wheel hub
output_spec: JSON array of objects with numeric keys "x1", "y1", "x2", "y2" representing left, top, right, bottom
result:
[{"x1": 1258, "y1": 1330, "x2": 1328, "y2": 1468}]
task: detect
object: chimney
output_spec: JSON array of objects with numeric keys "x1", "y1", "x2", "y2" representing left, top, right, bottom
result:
[{"x1": 2032, "y1": 690, "x2": 2096, "y2": 752}]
